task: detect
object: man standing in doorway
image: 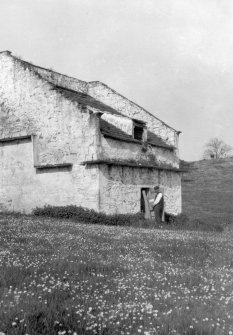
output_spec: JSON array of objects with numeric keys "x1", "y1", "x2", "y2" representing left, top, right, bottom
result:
[{"x1": 152, "y1": 185, "x2": 164, "y2": 223}]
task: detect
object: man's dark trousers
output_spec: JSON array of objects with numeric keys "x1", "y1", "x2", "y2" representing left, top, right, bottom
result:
[{"x1": 154, "y1": 198, "x2": 164, "y2": 223}]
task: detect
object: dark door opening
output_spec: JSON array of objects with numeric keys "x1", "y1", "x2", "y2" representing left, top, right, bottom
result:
[{"x1": 141, "y1": 188, "x2": 150, "y2": 217}]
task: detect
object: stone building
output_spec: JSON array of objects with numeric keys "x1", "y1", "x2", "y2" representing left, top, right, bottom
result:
[{"x1": 0, "y1": 51, "x2": 183, "y2": 215}]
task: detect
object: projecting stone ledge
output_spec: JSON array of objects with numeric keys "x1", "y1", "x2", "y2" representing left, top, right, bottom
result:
[
  {"x1": 0, "y1": 135, "x2": 32, "y2": 143},
  {"x1": 81, "y1": 159, "x2": 186, "y2": 173}
]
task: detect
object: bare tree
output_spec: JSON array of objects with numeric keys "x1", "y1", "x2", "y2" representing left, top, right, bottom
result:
[{"x1": 203, "y1": 137, "x2": 232, "y2": 159}]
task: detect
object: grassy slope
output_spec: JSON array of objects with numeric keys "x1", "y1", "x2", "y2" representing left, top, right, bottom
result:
[
  {"x1": 1, "y1": 214, "x2": 233, "y2": 334},
  {"x1": 182, "y1": 158, "x2": 233, "y2": 223}
]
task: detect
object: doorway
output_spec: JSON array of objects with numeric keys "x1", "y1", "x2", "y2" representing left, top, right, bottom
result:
[{"x1": 141, "y1": 188, "x2": 151, "y2": 219}]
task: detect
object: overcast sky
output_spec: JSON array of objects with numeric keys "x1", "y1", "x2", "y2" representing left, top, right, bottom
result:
[{"x1": 1, "y1": 0, "x2": 233, "y2": 161}]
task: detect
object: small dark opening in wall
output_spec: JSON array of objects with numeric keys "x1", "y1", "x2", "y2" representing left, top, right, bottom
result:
[
  {"x1": 35, "y1": 164, "x2": 72, "y2": 174},
  {"x1": 133, "y1": 125, "x2": 144, "y2": 140},
  {"x1": 0, "y1": 136, "x2": 31, "y2": 146}
]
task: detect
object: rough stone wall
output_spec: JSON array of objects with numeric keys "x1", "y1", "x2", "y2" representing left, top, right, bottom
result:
[
  {"x1": 0, "y1": 53, "x2": 98, "y2": 164},
  {"x1": 100, "y1": 136, "x2": 179, "y2": 168},
  {"x1": 0, "y1": 52, "x2": 182, "y2": 215},
  {"x1": 0, "y1": 139, "x2": 100, "y2": 213},
  {"x1": 159, "y1": 170, "x2": 182, "y2": 215},
  {"x1": 87, "y1": 81, "x2": 179, "y2": 148},
  {"x1": 32, "y1": 65, "x2": 88, "y2": 93},
  {"x1": 101, "y1": 114, "x2": 133, "y2": 136},
  {"x1": 0, "y1": 53, "x2": 100, "y2": 213},
  {"x1": 99, "y1": 165, "x2": 159, "y2": 214},
  {"x1": 90, "y1": 82, "x2": 182, "y2": 215},
  {"x1": 99, "y1": 164, "x2": 181, "y2": 215}
]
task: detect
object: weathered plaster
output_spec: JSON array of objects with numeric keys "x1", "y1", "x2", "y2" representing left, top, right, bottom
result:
[
  {"x1": 0, "y1": 53, "x2": 100, "y2": 213},
  {"x1": 99, "y1": 164, "x2": 159, "y2": 214},
  {"x1": 0, "y1": 52, "x2": 182, "y2": 216},
  {"x1": 100, "y1": 136, "x2": 179, "y2": 168},
  {"x1": 99, "y1": 164, "x2": 181, "y2": 215},
  {"x1": 0, "y1": 139, "x2": 100, "y2": 213},
  {"x1": 87, "y1": 81, "x2": 179, "y2": 147},
  {"x1": 159, "y1": 170, "x2": 182, "y2": 215},
  {"x1": 0, "y1": 53, "x2": 98, "y2": 165},
  {"x1": 101, "y1": 114, "x2": 133, "y2": 136},
  {"x1": 32, "y1": 65, "x2": 88, "y2": 93}
]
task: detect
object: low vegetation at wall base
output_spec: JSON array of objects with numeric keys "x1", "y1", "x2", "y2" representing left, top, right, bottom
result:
[
  {"x1": 32, "y1": 205, "x2": 225, "y2": 232},
  {"x1": 33, "y1": 205, "x2": 145, "y2": 227}
]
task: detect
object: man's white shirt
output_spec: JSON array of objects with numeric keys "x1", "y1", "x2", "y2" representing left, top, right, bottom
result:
[{"x1": 149, "y1": 192, "x2": 163, "y2": 207}]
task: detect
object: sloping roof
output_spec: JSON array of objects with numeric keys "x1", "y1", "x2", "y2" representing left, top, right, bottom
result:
[
  {"x1": 55, "y1": 86, "x2": 122, "y2": 116},
  {"x1": 1, "y1": 51, "x2": 179, "y2": 133},
  {"x1": 54, "y1": 87, "x2": 174, "y2": 150},
  {"x1": 87, "y1": 81, "x2": 180, "y2": 133},
  {"x1": 100, "y1": 119, "x2": 175, "y2": 150},
  {"x1": 57, "y1": 86, "x2": 174, "y2": 150},
  {"x1": 100, "y1": 118, "x2": 135, "y2": 143},
  {"x1": 0, "y1": 52, "x2": 178, "y2": 149},
  {"x1": 147, "y1": 130, "x2": 175, "y2": 149}
]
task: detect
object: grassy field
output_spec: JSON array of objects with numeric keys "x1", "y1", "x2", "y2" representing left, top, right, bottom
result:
[
  {"x1": 1, "y1": 214, "x2": 233, "y2": 334},
  {"x1": 182, "y1": 158, "x2": 233, "y2": 224}
]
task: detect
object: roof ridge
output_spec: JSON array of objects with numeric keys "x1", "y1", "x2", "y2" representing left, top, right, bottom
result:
[
  {"x1": 8, "y1": 53, "x2": 54, "y2": 85},
  {"x1": 54, "y1": 85, "x2": 123, "y2": 116},
  {"x1": 87, "y1": 81, "x2": 179, "y2": 133},
  {"x1": 2, "y1": 51, "x2": 179, "y2": 134},
  {"x1": 10, "y1": 53, "x2": 88, "y2": 87},
  {"x1": 100, "y1": 118, "x2": 174, "y2": 150}
]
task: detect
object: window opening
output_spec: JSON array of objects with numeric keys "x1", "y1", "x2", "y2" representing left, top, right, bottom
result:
[{"x1": 133, "y1": 124, "x2": 144, "y2": 140}]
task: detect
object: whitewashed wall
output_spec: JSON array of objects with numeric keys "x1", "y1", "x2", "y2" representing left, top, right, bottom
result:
[
  {"x1": 87, "y1": 81, "x2": 179, "y2": 148},
  {"x1": 159, "y1": 170, "x2": 182, "y2": 215},
  {"x1": 99, "y1": 165, "x2": 159, "y2": 214},
  {"x1": 99, "y1": 164, "x2": 181, "y2": 215},
  {"x1": 100, "y1": 136, "x2": 179, "y2": 168},
  {"x1": 0, "y1": 52, "x2": 182, "y2": 216},
  {"x1": 0, "y1": 52, "x2": 100, "y2": 213}
]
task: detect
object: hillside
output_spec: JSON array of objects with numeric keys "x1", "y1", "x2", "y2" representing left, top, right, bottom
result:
[{"x1": 182, "y1": 157, "x2": 233, "y2": 223}]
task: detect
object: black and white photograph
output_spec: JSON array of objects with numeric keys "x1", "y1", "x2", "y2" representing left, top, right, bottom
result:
[{"x1": 0, "y1": 0, "x2": 233, "y2": 334}]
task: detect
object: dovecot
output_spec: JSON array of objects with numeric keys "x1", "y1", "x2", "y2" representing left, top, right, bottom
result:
[{"x1": 0, "y1": 50, "x2": 182, "y2": 215}]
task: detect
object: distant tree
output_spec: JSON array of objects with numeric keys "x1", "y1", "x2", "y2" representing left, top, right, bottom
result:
[{"x1": 203, "y1": 137, "x2": 232, "y2": 159}]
